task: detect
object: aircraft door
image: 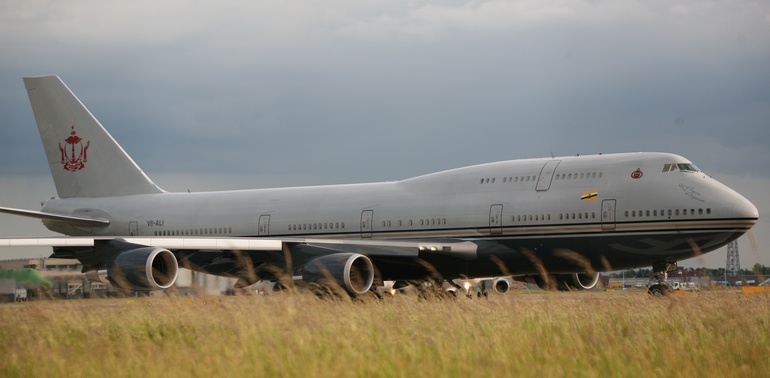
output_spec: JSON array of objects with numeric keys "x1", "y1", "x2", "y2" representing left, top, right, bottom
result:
[
  {"x1": 536, "y1": 160, "x2": 561, "y2": 191},
  {"x1": 601, "y1": 199, "x2": 616, "y2": 231},
  {"x1": 361, "y1": 210, "x2": 373, "y2": 238},
  {"x1": 489, "y1": 204, "x2": 503, "y2": 235},
  {"x1": 258, "y1": 214, "x2": 270, "y2": 236},
  {"x1": 129, "y1": 221, "x2": 138, "y2": 236}
]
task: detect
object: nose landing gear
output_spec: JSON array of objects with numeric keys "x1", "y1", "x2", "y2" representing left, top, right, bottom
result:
[{"x1": 648, "y1": 261, "x2": 678, "y2": 296}]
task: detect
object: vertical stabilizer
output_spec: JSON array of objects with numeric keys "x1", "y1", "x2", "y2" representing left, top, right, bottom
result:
[{"x1": 24, "y1": 75, "x2": 164, "y2": 198}]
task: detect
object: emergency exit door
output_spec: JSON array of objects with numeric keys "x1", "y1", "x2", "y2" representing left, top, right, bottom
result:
[
  {"x1": 361, "y1": 210, "x2": 373, "y2": 238},
  {"x1": 258, "y1": 214, "x2": 270, "y2": 236},
  {"x1": 601, "y1": 199, "x2": 616, "y2": 231},
  {"x1": 489, "y1": 204, "x2": 503, "y2": 235}
]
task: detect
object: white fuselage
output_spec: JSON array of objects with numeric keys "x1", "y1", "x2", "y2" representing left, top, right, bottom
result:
[{"x1": 40, "y1": 152, "x2": 757, "y2": 273}]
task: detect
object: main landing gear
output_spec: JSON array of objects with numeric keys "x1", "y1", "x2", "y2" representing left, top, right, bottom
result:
[{"x1": 648, "y1": 261, "x2": 678, "y2": 296}]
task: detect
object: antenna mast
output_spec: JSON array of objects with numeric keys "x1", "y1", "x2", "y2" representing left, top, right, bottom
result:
[{"x1": 726, "y1": 240, "x2": 741, "y2": 277}]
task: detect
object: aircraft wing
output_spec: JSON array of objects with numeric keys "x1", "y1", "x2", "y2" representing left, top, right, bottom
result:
[
  {"x1": 0, "y1": 236, "x2": 479, "y2": 292},
  {"x1": 0, "y1": 236, "x2": 476, "y2": 258}
]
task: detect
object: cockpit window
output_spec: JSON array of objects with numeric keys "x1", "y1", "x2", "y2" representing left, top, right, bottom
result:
[
  {"x1": 662, "y1": 163, "x2": 700, "y2": 173},
  {"x1": 677, "y1": 163, "x2": 699, "y2": 172}
]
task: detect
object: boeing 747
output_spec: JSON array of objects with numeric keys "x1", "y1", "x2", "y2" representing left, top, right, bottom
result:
[{"x1": 0, "y1": 75, "x2": 759, "y2": 296}]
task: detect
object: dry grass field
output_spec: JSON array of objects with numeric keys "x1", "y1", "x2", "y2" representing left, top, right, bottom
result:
[{"x1": 1, "y1": 290, "x2": 768, "y2": 377}]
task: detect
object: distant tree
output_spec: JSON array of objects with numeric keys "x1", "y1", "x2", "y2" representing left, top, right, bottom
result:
[{"x1": 709, "y1": 268, "x2": 726, "y2": 281}]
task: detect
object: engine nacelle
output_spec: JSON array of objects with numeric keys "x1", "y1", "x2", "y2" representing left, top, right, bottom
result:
[
  {"x1": 492, "y1": 278, "x2": 511, "y2": 294},
  {"x1": 302, "y1": 253, "x2": 374, "y2": 296},
  {"x1": 552, "y1": 272, "x2": 600, "y2": 291},
  {"x1": 102, "y1": 247, "x2": 179, "y2": 291},
  {"x1": 522, "y1": 272, "x2": 600, "y2": 291}
]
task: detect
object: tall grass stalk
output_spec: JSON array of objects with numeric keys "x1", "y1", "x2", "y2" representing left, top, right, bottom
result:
[{"x1": 1, "y1": 291, "x2": 768, "y2": 377}]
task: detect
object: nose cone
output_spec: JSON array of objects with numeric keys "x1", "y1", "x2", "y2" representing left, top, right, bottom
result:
[{"x1": 732, "y1": 194, "x2": 759, "y2": 224}]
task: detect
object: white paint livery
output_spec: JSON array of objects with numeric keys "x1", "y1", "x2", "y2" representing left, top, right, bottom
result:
[{"x1": 0, "y1": 76, "x2": 758, "y2": 294}]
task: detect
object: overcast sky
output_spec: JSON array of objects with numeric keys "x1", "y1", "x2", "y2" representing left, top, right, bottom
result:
[{"x1": 1, "y1": 1, "x2": 769, "y2": 269}]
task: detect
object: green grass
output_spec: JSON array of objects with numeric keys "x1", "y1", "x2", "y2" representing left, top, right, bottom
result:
[{"x1": 1, "y1": 291, "x2": 768, "y2": 377}]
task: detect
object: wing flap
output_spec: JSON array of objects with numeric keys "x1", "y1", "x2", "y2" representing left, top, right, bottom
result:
[
  {"x1": 0, "y1": 236, "x2": 476, "y2": 258},
  {"x1": 296, "y1": 238, "x2": 478, "y2": 260}
]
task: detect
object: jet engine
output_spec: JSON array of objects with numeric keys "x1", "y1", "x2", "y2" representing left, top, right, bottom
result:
[
  {"x1": 86, "y1": 247, "x2": 179, "y2": 291},
  {"x1": 519, "y1": 272, "x2": 600, "y2": 291},
  {"x1": 550, "y1": 272, "x2": 600, "y2": 291},
  {"x1": 492, "y1": 278, "x2": 511, "y2": 294},
  {"x1": 302, "y1": 253, "x2": 374, "y2": 296}
]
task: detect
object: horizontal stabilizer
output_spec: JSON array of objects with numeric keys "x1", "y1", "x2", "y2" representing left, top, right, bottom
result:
[
  {"x1": 0, "y1": 206, "x2": 110, "y2": 227},
  {"x1": 0, "y1": 237, "x2": 282, "y2": 251}
]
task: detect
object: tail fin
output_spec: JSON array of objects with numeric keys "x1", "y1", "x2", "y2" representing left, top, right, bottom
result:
[{"x1": 23, "y1": 75, "x2": 164, "y2": 198}]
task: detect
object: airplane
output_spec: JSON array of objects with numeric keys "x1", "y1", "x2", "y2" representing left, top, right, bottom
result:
[{"x1": 0, "y1": 75, "x2": 759, "y2": 296}]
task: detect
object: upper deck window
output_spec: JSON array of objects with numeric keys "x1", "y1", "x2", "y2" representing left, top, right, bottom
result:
[{"x1": 662, "y1": 163, "x2": 700, "y2": 173}]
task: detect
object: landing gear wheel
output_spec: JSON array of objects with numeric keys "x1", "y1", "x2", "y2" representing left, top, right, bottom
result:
[{"x1": 647, "y1": 284, "x2": 668, "y2": 296}]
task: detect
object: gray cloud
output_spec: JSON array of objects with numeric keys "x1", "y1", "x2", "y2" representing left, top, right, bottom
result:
[{"x1": 1, "y1": 1, "x2": 768, "y2": 266}]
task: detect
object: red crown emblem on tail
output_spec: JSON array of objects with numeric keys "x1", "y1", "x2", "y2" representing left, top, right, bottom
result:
[{"x1": 59, "y1": 125, "x2": 90, "y2": 172}]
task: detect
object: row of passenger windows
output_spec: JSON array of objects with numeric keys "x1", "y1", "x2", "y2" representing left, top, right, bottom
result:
[
  {"x1": 286, "y1": 218, "x2": 453, "y2": 232},
  {"x1": 289, "y1": 222, "x2": 345, "y2": 231},
  {"x1": 154, "y1": 227, "x2": 233, "y2": 237},
  {"x1": 480, "y1": 172, "x2": 604, "y2": 184},
  {"x1": 381, "y1": 219, "x2": 448, "y2": 227},
  {"x1": 148, "y1": 207, "x2": 717, "y2": 237},
  {"x1": 480, "y1": 176, "x2": 536, "y2": 184},
  {"x1": 554, "y1": 172, "x2": 603, "y2": 180},
  {"x1": 282, "y1": 208, "x2": 715, "y2": 233},
  {"x1": 626, "y1": 208, "x2": 711, "y2": 217},
  {"x1": 512, "y1": 213, "x2": 597, "y2": 222},
  {"x1": 513, "y1": 208, "x2": 712, "y2": 223}
]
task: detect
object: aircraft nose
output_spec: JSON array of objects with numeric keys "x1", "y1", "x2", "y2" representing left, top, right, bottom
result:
[{"x1": 732, "y1": 195, "x2": 759, "y2": 222}]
